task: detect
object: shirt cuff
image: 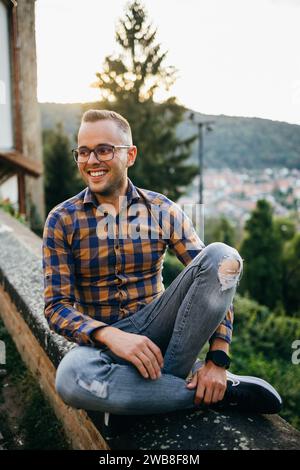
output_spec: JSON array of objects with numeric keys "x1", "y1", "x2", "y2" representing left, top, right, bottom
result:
[
  {"x1": 89, "y1": 324, "x2": 110, "y2": 347},
  {"x1": 209, "y1": 331, "x2": 232, "y2": 346}
]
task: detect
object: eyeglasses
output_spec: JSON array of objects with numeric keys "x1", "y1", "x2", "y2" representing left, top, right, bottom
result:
[{"x1": 72, "y1": 143, "x2": 131, "y2": 163}]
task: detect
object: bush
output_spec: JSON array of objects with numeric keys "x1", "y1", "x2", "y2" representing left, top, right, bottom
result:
[
  {"x1": 231, "y1": 295, "x2": 300, "y2": 430},
  {"x1": 162, "y1": 251, "x2": 184, "y2": 287}
]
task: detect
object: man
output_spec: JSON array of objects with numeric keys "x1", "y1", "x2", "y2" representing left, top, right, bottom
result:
[{"x1": 43, "y1": 109, "x2": 282, "y2": 419}]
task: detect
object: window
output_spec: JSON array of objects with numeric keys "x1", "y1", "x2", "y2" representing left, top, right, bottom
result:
[{"x1": 0, "y1": 0, "x2": 14, "y2": 150}]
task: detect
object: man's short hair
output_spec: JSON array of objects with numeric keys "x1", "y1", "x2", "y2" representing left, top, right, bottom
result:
[{"x1": 81, "y1": 109, "x2": 132, "y2": 144}]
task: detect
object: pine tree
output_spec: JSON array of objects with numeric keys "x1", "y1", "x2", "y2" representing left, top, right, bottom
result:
[
  {"x1": 239, "y1": 199, "x2": 283, "y2": 309},
  {"x1": 91, "y1": 0, "x2": 198, "y2": 200},
  {"x1": 43, "y1": 124, "x2": 84, "y2": 215}
]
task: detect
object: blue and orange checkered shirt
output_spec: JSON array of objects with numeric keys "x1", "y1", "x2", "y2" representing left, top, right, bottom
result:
[{"x1": 43, "y1": 178, "x2": 234, "y2": 346}]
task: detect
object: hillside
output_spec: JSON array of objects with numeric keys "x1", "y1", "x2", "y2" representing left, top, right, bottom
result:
[{"x1": 39, "y1": 102, "x2": 300, "y2": 170}]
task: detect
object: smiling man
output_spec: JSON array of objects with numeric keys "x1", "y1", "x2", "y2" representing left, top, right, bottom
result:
[{"x1": 42, "y1": 109, "x2": 282, "y2": 421}]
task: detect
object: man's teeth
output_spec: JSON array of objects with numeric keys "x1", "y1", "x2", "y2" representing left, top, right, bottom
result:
[{"x1": 89, "y1": 170, "x2": 107, "y2": 176}]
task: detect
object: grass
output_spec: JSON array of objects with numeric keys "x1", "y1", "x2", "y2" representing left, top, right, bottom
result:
[{"x1": 0, "y1": 318, "x2": 70, "y2": 450}]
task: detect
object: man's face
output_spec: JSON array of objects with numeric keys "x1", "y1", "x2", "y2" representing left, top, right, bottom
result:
[{"x1": 77, "y1": 119, "x2": 136, "y2": 196}]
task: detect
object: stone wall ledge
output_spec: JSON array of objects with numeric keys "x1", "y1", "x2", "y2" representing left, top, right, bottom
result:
[{"x1": 0, "y1": 208, "x2": 300, "y2": 450}]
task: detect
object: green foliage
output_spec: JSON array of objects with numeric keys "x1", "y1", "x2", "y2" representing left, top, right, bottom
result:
[
  {"x1": 18, "y1": 376, "x2": 69, "y2": 450},
  {"x1": 0, "y1": 199, "x2": 26, "y2": 225},
  {"x1": 233, "y1": 295, "x2": 300, "y2": 360},
  {"x1": 27, "y1": 197, "x2": 44, "y2": 237},
  {"x1": 90, "y1": 0, "x2": 198, "y2": 201},
  {"x1": 274, "y1": 216, "x2": 296, "y2": 242},
  {"x1": 0, "y1": 319, "x2": 69, "y2": 449},
  {"x1": 181, "y1": 115, "x2": 300, "y2": 170},
  {"x1": 162, "y1": 251, "x2": 184, "y2": 287},
  {"x1": 43, "y1": 123, "x2": 84, "y2": 215},
  {"x1": 231, "y1": 295, "x2": 300, "y2": 430},
  {"x1": 204, "y1": 216, "x2": 236, "y2": 246},
  {"x1": 239, "y1": 199, "x2": 283, "y2": 309},
  {"x1": 282, "y1": 233, "x2": 300, "y2": 316}
]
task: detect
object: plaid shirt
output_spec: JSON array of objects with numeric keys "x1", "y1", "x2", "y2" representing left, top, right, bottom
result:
[{"x1": 43, "y1": 178, "x2": 234, "y2": 346}]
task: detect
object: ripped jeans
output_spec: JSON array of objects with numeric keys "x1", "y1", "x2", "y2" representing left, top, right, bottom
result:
[{"x1": 55, "y1": 242, "x2": 243, "y2": 415}]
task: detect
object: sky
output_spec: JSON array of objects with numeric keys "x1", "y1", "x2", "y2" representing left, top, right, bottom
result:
[{"x1": 35, "y1": 0, "x2": 300, "y2": 125}]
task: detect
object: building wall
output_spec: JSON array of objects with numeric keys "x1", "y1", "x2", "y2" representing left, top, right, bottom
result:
[
  {"x1": 17, "y1": 0, "x2": 45, "y2": 221},
  {"x1": 0, "y1": 0, "x2": 14, "y2": 149}
]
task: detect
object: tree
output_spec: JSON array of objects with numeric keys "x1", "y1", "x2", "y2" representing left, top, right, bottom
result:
[
  {"x1": 43, "y1": 124, "x2": 84, "y2": 215},
  {"x1": 239, "y1": 199, "x2": 283, "y2": 309},
  {"x1": 231, "y1": 294, "x2": 300, "y2": 430},
  {"x1": 282, "y1": 233, "x2": 300, "y2": 316},
  {"x1": 204, "y1": 216, "x2": 236, "y2": 246},
  {"x1": 91, "y1": 0, "x2": 198, "y2": 201},
  {"x1": 273, "y1": 216, "x2": 296, "y2": 242}
]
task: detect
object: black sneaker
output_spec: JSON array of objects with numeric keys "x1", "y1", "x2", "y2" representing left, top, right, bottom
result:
[{"x1": 211, "y1": 371, "x2": 283, "y2": 414}]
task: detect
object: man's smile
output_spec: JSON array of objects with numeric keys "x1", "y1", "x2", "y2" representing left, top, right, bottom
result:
[{"x1": 86, "y1": 167, "x2": 109, "y2": 181}]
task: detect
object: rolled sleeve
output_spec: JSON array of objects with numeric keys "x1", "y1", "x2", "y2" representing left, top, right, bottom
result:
[
  {"x1": 167, "y1": 203, "x2": 205, "y2": 263},
  {"x1": 209, "y1": 303, "x2": 234, "y2": 345}
]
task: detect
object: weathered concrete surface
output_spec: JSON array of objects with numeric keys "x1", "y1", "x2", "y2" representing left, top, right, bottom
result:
[
  {"x1": 88, "y1": 408, "x2": 300, "y2": 450},
  {"x1": 0, "y1": 210, "x2": 73, "y2": 370},
  {"x1": 1, "y1": 209, "x2": 300, "y2": 450}
]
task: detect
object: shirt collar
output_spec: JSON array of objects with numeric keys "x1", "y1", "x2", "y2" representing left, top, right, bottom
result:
[
  {"x1": 83, "y1": 177, "x2": 141, "y2": 209},
  {"x1": 127, "y1": 177, "x2": 141, "y2": 205},
  {"x1": 83, "y1": 186, "x2": 98, "y2": 207}
]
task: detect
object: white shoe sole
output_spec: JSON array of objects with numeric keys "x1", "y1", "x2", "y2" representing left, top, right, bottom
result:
[{"x1": 226, "y1": 370, "x2": 282, "y2": 404}]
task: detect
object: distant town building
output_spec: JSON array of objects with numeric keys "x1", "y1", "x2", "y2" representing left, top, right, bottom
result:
[{"x1": 179, "y1": 167, "x2": 300, "y2": 227}]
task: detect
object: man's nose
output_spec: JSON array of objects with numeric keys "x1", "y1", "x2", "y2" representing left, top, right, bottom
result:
[{"x1": 87, "y1": 150, "x2": 99, "y2": 164}]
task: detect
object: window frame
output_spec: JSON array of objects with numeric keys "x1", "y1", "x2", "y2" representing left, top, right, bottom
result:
[
  {"x1": 0, "y1": 0, "x2": 22, "y2": 153},
  {"x1": 0, "y1": 0, "x2": 16, "y2": 151}
]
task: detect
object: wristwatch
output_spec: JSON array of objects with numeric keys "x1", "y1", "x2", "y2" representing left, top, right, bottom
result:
[{"x1": 205, "y1": 350, "x2": 231, "y2": 369}]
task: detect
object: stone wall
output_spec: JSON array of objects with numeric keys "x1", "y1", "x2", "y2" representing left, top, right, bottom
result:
[{"x1": 0, "y1": 209, "x2": 300, "y2": 450}]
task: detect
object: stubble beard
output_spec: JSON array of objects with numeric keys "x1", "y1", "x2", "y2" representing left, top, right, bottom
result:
[{"x1": 90, "y1": 172, "x2": 126, "y2": 198}]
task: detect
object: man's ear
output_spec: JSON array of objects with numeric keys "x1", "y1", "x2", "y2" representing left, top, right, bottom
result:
[{"x1": 127, "y1": 146, "x2": 137, "y2": 168}]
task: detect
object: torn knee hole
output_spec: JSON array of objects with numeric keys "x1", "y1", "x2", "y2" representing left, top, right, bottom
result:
[
  {"x1": 77, "y1": 378, "x2": 109, "y2": 399},
  {"x1": 218, "y1": 257, "x2": 242, "y2": 291},
  {"x1": 219, "y1": 258, "x2": 241, "y2": 275}
]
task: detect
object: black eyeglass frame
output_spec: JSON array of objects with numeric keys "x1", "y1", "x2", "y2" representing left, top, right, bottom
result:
[{"x1": 72, "y1": 144, "x2": 131, "y2": 163}]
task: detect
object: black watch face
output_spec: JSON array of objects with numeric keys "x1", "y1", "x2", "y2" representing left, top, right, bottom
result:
[
  {"x1": 210, "y1": 351, "x2": 230, "y2": 367},
  {"x1": 214, "y1": 351, "x2": 225, "y2": 366}
]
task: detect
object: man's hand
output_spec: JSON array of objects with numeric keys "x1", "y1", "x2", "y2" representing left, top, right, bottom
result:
[
  {"x1": 186, "y1": 361, "x2": 227, "y2": 406},
  {"x1": 94, "y1": 327, "x2": 164, "y2": 380}
]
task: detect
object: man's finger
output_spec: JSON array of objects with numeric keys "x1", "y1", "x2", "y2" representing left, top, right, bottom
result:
[
  {"x1": 212, "y1": 386, "x2": 222, "y2": 403},
  {"x1": 136, "y1": 351, "x2": 157, "y2": 380},
  {"x1": 130, "y1": 355, "x2": 149, "y2": 379},
  {"x1": 147, "y1": 340, "x2": 164, "y2": 368},
  {"x1": 194, "y1": 381, "x2": 205, "y2": 406},
  {"x1": 217, "y1": 387, "x2": 226, "y2": 402},
  {"x1": 186, "y1": 373, "x2": 198, "y2": 389},
  {"x1": 203, "y1": 385, "x2": 213, "y2": 405},
  {"x1": 143, "y1": 346, "x2": 161, "y2": 378}
]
